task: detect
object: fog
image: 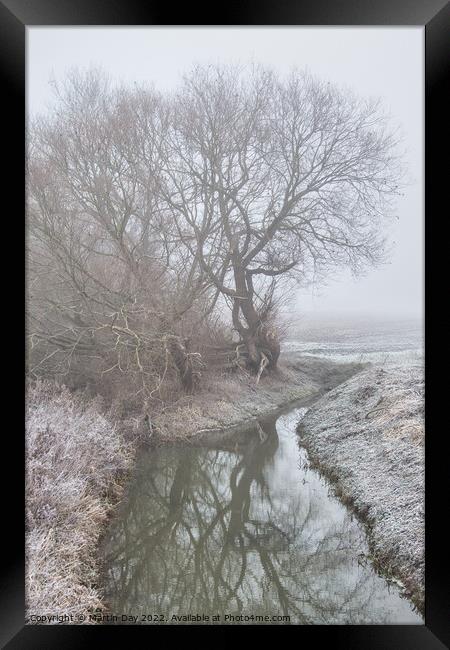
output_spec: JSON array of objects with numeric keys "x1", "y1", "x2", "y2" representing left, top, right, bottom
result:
[{"x1": 27, "y1": 27, "x2": 423, "y2": 320}]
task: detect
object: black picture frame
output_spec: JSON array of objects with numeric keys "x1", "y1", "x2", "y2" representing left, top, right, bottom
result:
[{"x1": 2, "y1": 0, "x2": 449, "y2": 646}]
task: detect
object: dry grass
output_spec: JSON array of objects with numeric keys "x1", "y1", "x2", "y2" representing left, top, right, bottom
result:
[
  {"x1": 152, "y1": 369, "x2": 278, "y2": 441},
  {"x1": 26, "y1": 380, "x2": 134, "y2": 624},
  {"x1": 149, "y1": 357, "x2": 364, "y2": 444}
]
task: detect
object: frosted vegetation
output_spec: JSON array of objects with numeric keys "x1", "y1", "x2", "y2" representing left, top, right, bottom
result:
[
  {"x1": 298, "y1": 364, "x2": 424, "y2": 613},
  {"x1": 26, "y1": 381, "x2": 133, "y2": 622}
]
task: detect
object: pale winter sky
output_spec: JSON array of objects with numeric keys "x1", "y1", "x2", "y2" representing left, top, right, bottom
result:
[{"x1": 27, "y1": 27, "x2": 424, "y2": 320}]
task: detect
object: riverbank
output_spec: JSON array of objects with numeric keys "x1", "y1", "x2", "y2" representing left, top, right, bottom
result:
[
  {"x1": 297, "y1": 364, "x2": 424, "y2": 614},
  {"x1": 149, "y1": 355, "x2": 366, "y2": 445},
  {"x1": 25, "y1": 355, "x2": 364, "y2": 623},
  {"x1": 25, "y1": 381, "x2": 133, "y2": 624}
]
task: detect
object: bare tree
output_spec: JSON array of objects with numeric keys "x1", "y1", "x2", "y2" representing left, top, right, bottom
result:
[
  {"x1": 27, "y1": 70, "x2": 213, "y2": 400},
  {"x1": 27, "y1": 65, "x2": 402, "y2": 394},
  {"x1": 157, "y1": 64, "x2": 402, "y2": 375}
]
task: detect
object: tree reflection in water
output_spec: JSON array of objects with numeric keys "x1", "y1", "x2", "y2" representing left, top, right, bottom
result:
[{"x1": 101, "y1": 409, "x2": 422, "y2": 624}]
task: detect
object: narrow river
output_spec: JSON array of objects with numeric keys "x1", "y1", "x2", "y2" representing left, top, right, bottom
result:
[{"x1": 100, "y1": 404, "x2": 422, "y2": 624}]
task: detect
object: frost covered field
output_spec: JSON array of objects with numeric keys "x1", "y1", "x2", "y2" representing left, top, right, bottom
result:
[{"x1": 285, "y1": 314, "x2": 423, "y2": 367}]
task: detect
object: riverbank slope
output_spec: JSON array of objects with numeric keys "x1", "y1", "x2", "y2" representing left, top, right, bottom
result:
[
  {"x1": 25, "y1": 355, "x2": 364, "y2": 622},
  {"x1": 25, "y1": 382, "x2": 133, "y2": 623},
  {"x1": 149, "y1": 355, "x2": 366, "y2": 444},
  {"x1": 297, "y1": 364, "x2": 425, "y2": 614}
]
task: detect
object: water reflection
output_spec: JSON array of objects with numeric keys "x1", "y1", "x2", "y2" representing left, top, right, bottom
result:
[{"x1": 101, "y1": 408, "x2": 422, "y2": 624}]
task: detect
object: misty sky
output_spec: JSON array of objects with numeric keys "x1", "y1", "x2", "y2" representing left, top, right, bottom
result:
[{"x1": 27, "y1": 27, "x2": 423, "y2": 319}]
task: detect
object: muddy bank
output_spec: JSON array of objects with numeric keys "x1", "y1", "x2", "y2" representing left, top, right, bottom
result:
[
  {"x1": 151, "y1": 354, "x2": 366, "y2": 446},
  {"x1": 297, "y1": 364, "x2": 424, "y2": 614}
]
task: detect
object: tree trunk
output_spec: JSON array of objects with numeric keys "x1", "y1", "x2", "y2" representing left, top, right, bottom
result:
[
  {"x1": 243, "y1": 324, "x2": 280, "y2": 372},
  {"x1": 166, "y1": 336, "x2": 201, "y2": 393},
  {"x1": 231, "y1": 263, "x2": 280, "y2": 377}
]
